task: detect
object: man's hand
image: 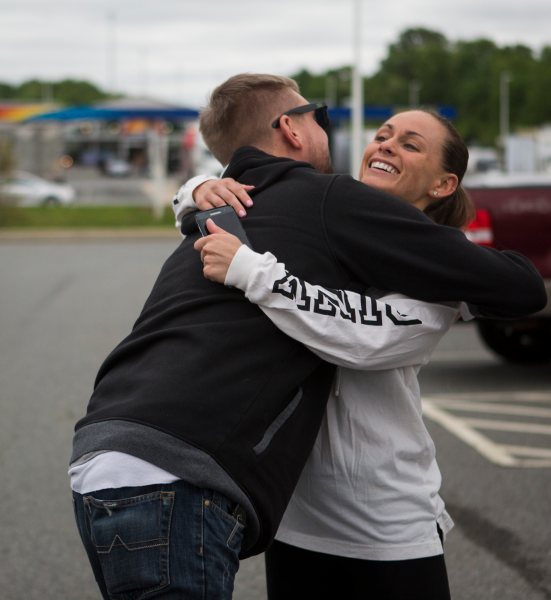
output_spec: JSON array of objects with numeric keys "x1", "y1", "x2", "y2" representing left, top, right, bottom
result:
[
  {"x1": 194, "y1": 219, "x2": 244, "y2": 283},
  {"x1": 194, "y1": 178, "x2": 254, "y2": 218}
]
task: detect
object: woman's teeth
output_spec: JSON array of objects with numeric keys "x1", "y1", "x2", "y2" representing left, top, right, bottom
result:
[{"x1": 371, "y1": 161, "x2": 398, "y2": 174}]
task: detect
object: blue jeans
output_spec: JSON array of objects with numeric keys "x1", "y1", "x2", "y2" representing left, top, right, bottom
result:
[{"x1": 72, "y1": 480, "x2": 244, "y2": 600}]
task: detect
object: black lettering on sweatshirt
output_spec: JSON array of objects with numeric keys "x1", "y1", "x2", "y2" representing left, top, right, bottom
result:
[{"x1": 273, "y1": 273, "x2": 422, "y2": 327}]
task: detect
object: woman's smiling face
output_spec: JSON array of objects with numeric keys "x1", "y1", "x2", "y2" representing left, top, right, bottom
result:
[{"x1": 359, "y1": 111, "x2": 452, "y2": 209}]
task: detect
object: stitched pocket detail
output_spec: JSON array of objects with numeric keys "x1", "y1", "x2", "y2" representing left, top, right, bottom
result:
[
  {"x1": 253, "y1": 387, "x2": 303, "y2": 455},
  {"x1": 84, "y1": 491, "x2": 174, "y2": 600},
  {"x1": 205, "y1": 502, "x2": 244, "y2": 548}
]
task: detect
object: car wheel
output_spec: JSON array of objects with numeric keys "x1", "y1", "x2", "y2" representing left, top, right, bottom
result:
[
  {"x1": 43, "y1": 196, "x2": 60, "y2": 207},
  {"x1": 476, "y1": 319, "x2": 551, "y2": 364}
]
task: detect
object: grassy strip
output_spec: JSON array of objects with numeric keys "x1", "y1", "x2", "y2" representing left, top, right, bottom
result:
[{"x1": 0, "y1": 205, "x2": 176, "y2": 228}]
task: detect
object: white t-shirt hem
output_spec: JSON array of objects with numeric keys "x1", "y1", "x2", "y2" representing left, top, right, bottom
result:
[
  {"x1": 69, "y1": 451, "x2": 180, "y2": 494},
  {"x1": 274, "y1": 530, "x2": 444, "y2": 561}
]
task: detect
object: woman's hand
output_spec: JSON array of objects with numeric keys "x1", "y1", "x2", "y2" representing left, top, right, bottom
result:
[
  {"x1": 194, "y1": 178, "x2": 254, "y2": 217},
  {"x1": 194, "y1": 219, "x2": 243, "y2": 283}
]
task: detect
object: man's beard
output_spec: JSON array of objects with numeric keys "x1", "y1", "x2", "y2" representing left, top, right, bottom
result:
[{"x1": 309, "y1": 144, "x2": 334, "y2": 175}]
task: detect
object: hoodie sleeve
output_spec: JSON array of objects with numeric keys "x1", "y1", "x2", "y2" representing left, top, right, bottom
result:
[
  {"x1": 225, "y1": 245, "x2": 458, "y2": 370},
  {"x1": 322, "y1": 175, "x2": 546, "y2": 320},
  {"x1": 172, "y1": 175, "x2": 218, "y2": 235}
]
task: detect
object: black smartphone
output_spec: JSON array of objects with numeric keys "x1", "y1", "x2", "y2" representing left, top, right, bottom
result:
[{"x1": 195, "y1": 206, "x2": 254, "y2": 250}]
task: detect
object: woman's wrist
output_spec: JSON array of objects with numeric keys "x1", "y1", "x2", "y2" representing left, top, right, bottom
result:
[
  {"x1": 224, "y1": 245, "x2": 267, "y2": 290},
  {"x1": 173, "y1": 175, "x2": 218, "y2": 226}
]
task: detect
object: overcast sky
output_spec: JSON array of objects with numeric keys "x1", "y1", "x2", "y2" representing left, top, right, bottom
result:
[{"x1": 1, "y1": 0, "x2": 550, "y2": 107}]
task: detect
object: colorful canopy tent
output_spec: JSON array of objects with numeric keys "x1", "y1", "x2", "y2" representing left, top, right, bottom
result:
[
  {"x1": 0, "y1": 102, "x2": 59, "y2": 123},
  {"x1": 24, "y1": 104, "x2": 456, "y2": 124},
  {"x1": 26, "y1": 105, "x2": 200, "y2": 122},
  {"x1": 328, "y1": 105, "x2": 457, "y2": 123}
]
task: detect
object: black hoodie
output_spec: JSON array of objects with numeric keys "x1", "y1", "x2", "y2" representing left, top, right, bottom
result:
[{"x1": 73, "y1": 147, "x2": 546, "y2": 558}]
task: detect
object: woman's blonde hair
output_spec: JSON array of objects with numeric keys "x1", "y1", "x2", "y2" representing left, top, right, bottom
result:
[{"x1": 419, "y1": 109, "x2": 475, "y2": 230}]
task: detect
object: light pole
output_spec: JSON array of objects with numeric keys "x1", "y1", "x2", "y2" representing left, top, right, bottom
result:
[
  {"x1": 141, "y1": 48, "x2": 148, "y2": 98},
  {"x1": 351, "y1": 0, "x2": 363, "y2": 179},
  {"x1": 409, "y1": 80, "x2": 421, "y2": 108},
  {"x1": 42, "y1": 81, "x2": 53, "y2": 103},
  {"x1": 500, "y1": 71, "x2": 512, "y2": 141},
  {"x1": 325, "y1": 74, "x2": 337, "y2": 107},
  {"x1": 147, "y1": 126, "x2": 168, "y2": 221},
  {"x1": 107, "y1": 11, "x2": 117, "y2": 94}
]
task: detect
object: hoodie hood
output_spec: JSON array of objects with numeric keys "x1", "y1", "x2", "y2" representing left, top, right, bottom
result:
[{"x1": 181, "y1": 147, "x2": 316, "y2": 236}]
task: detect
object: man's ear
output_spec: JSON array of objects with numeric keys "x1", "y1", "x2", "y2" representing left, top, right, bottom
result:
[{"x1": 278, "y1": 115, "x2": 303, "y2": 150}]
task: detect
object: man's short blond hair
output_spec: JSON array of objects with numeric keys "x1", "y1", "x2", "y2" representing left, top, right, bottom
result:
[{"x1": 200, "y1": 74, "x2": 300, "y2": 166}]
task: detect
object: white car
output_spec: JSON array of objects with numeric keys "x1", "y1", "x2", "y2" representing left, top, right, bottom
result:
[
  {"x1": 0, "y1": 171, "x2": 75, "y2": 206},
  {"x1": 102, "y1": 158, "x2": 132, "y2": 177}
]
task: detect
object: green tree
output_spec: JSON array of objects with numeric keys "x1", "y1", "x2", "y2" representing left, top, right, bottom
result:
[
  {"x1": 0, "y1": 78, "x2": 112, "y2": 104},
  {"x1": 0, "y1": 83, "x2": 15, "y2": 99},
  {"x1": 14, "y1": 79, "x2": 44, "y2": 100},
  {"x1": 524, "y1": 46, "x2": 551, "y2": 125},
  {"x1": 372, "y1": 28, "x2": 454, "y2": 105},
  {"x1": 53, "y1": 79, "x2": 110, "y2": 104},
  {"x1": 292, "y1": 67, "x2": 352, "y2": 106},
  {"x1": 291, "y1": 28, "x2": 551, "y2": 146}
]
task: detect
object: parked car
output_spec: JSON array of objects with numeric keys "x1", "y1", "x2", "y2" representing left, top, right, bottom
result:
[
  {"x1": 101, "y1": 157, "x2": 132, "y2": 177},
  {"x1": 0, "y1": 171, "x2": 75, "y2": 206},
  {"x1": 465, "y1": 173, "x2": 551, "y2": 363}
]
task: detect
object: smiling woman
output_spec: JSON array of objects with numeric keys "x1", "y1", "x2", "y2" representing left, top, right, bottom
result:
[
  {"x1": 361, "y1": 109, "x2": 474, "y2": 229},
  {"x1": 179, "y1": 107, "x2": 483, "y2": 600}
]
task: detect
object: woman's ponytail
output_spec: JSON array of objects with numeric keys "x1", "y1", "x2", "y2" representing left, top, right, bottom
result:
[
  {"x1": 424, "y1": 184, "x2": 475, "y2": 230},
  {"x1": 419, "y1": 108, "x2": 475, "y2": 230}
]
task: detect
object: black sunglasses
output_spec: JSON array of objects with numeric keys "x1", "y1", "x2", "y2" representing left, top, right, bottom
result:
[{"x1": 271, "y1": 102, "x2": 329, "y2": 131}]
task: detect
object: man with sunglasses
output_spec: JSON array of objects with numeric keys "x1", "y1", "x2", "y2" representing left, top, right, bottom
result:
[
  {"x1": 271, "y1": 101, "x2": 330, "y2": 129},
  {"x1": 70, "y1": 73, "x2": 545, "y2": 600},
  {"x1": 176, "y1": 98, "x2": 334, "y2": 215}
]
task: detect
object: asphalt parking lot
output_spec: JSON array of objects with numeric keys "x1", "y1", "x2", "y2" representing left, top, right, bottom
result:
[{"x1": 0, "y1": 238, "x2": 549, "y2": 600}]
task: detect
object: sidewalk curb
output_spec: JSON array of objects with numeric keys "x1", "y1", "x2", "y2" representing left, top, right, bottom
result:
[{"x1": 0, "y1": 228, "x2": 181, "y2": 241}]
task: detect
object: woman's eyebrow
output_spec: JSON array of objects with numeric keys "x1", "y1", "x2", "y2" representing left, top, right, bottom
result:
[
  {"x1": 380, "y1": 122, "x2": 425, "y2": 140},
  {"x1": 405, "y1": 130, "x2": 426, "y2": 140}
]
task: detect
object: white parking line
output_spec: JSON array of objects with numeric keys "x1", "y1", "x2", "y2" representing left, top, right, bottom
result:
[
  {"x1": 462, "y1": 419, "x2": 551, "y2": 436},
  {"x1": 429, "y1": 400, "x2": 551, "y2": 419},
  {"x1": 422, "y1": 391, "x2": 551, "y2": 468},
  {"x1": 425, "y1": 391, "x2": 551, "y2": 402},
  {"x1": 428, "y1": 351, "x2": 497, "y2": 362},
  {"x1": 422, "y1": 400, "x2": 518, "y2": 467},
  {"x1": 500, "y1": 445, "x2": 551, "y2": 458}
]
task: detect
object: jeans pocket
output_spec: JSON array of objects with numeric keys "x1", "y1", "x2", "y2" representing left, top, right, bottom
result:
[
  {"x1": 84, "y1": 491, "x2": 174, "y2": 600},
  {"x1": 206, "y1": 501, "x2": 245, "y2": 548}
]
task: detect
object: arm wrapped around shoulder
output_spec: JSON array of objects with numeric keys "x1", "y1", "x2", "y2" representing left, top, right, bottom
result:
[{"x1": 323, "y1": 176, "x2": 547, "y2": 320}]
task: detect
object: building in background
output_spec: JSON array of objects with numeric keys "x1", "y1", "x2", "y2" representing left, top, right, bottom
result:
[{"x1": 0, "y1": 99, "x2": 200, "y2": 181}]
